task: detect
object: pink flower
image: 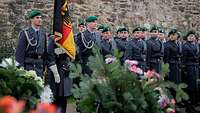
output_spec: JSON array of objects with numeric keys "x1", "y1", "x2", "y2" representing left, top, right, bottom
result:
[
  {"x1": 171, "y1": 99, "x2": 176, "y2": 105},
  {"x1": 145, "y1": 70, "x2": 161, "y2": 79},
  {"x1": 125, "y1": 60, "x2": 138, "y2": 66},
  {"x1": 145, "y1": 70, "x2": 155, "y2": 78},
  {"x1": 130, "y1": 65, "x2": 143, "y2": 74},
  {"x1": 158, "y1": 95, "x2": 170, "y2": 109}
]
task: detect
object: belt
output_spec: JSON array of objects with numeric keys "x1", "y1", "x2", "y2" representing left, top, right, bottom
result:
[
  {"x1": 26, "y1": 54, "x2": 43, "y2": 59},
  {"x1": 24, "y1": 58, "x2": 43, "y2": 64}
]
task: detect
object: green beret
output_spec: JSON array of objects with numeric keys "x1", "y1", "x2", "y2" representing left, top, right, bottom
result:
[
  {"x1": 150, "y1": 25, "x2": 159, "y2": 32},
  {"x1": 97, "y1": 24, "x2": 105, "y2": 31},
  {"x1": 85, "y1": 15, "x2": 97, "y2": 23},
  {"x1": 102, "y1": 26, "x2": 111, "y2": 33},
  {"x1": 132, "y1": 27, "x2": 143, "y2": 33},
  {"x1": 158, "y1": 27, "x2": 165, "y2": 34},
  {"x1": 120, "y1": 27, "x2": 129, "y2": 32},
  {"x1": 177, "y1": 32, "x2": 181, "y2": 39},
  {"x1": 185, "y1": 30, "x2": 196, "y2": 39},
  {"x1": 116, "y1": 27, "x2": 123, "y2": 33},
  {"x1": 78, "y1": 18, "x2": 85, "y2": 26},
  {"x1": 27, "y1": 9, "x2": 42, "y2": 19},
  {"x1": 168, "y1": 28, "x2": 177, "y2": 37},
  {"x1": 142, "y1": 26, "x2": 149, "y2": 32}
]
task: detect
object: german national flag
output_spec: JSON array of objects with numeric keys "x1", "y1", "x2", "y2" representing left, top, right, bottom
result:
[{"x1": 53, "y1": 0, "x2": 76, "y2": 59}]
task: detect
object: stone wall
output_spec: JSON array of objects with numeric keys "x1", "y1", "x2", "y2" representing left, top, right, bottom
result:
[{"x1": 0, "y1": 0, "x2": 200, "y2": 58}]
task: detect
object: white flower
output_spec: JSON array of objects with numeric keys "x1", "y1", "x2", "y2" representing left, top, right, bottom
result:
[
  {"x1": 105, "y1": 57, "x2": 116, "y2": 64},
  {"x1": 40, "y1": 85, "x2": 54, "y2": 103},
  {"x1": 23, "y1": 70, "x2": 44, "y2": 87},
  {"x1": 0, "y1": 58, "x2": 13, "y2": 67}
]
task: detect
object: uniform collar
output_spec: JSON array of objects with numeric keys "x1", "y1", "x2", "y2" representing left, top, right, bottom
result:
[{"x1": 32, "y1": 26, "x2": 40, "y2": 32}]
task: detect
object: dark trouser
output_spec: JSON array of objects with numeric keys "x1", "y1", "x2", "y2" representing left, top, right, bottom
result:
[
  {"x1": 183, "y1": 64, "x2": 199, "y2": 104},
  {"x1": 149, "y1": 59, "x2": 162, "y2": 74},
  {"x1": 53, "y1": 96, "x2": 67, "y2": 113},
  {"x1": 168, "y1": 62, "x2": 182, "y2": 84}
]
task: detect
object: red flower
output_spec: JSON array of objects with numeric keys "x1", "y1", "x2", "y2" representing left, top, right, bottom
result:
[
  {"x1": 0, "y1": 96, "x2": 25, "y2": 113},
  {"x1": 30, "y1": 103, "x2": 57, "y2": 113}
]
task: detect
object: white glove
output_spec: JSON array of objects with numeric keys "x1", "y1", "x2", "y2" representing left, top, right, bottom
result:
[{"x1": 49, "y1": 65, "x2": 60, "y2": 83}]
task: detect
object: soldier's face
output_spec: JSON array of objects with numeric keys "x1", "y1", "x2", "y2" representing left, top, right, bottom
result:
[
  {"x1": 169, "y1": 33, "x2": 177, "y2": 41},
  {"x1": 151, "y1": 30, "x2": 159, "y2": 38},
  {"x1": 133, "y1": 31, "x2": 141, "y2": 39},
  {"x1": 31, "y1": 16, "x2": 42, "y2": 27},
  {"x1": 78, "y1": 25, "x2": 86, "y2": 32},
  {"x1": 117, "y1": 32, "x2": 123, "y2": 37},
  {"x1": 102, "y1": 31, "x2": 112, "y2": 39},
  {"x1": 187, "y1": 34, "x2": 196, "y2": 42},
  {"x1": 87, "y1": 20, "x2": 97, "y2": 30},
  {"x1": 159, "y1": 33, "x2": 165, "y2": 40},
  {"x1": 122, "y1": 31, "x2": 129, "y2": 38}
]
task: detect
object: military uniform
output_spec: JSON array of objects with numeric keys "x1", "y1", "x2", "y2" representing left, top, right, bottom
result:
[
  {"x1": 146, "y1": 26, "x2": 164, "y2": 73},
  {"x1": 47, "y1": 36, "x2": 72, "y2": 96},
  {"x1": 115, "y1": 27, "x2": 129, "y2": 64},
  {"x1": 75, "y1": 16, "x2": 99, "y2": 75},
  {"x1": 15, "y1": 17, "x2": 47, "y2": 77},
  {"x1": 125, "y1": 38, "x2": 147, "y2": 72},
  {"x1": 125, "y1": 27, "x2": 147, "y2": 73},
  {"x1": 182, "y1": 40, "x2": 199, "y2": 104},
  {"x1": 47, "y1": 34, "x2": 72, "y2": 113},
  {"x1": 99, "y1": 26, "x2": 116, "y2": 59},
  {"x1": 163, "y1": 29, "x2": 182, "y2": 84},
  {"x1": 164, "y1": 40, "x2": 182, "y2": 84}
]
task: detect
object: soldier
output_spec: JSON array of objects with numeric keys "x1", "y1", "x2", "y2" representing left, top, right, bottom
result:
[
  {"x1": 77, "y1": 18, "x2": 86, "y2": 33},
  {"x1": 158, "y1": 27, "x2": 166, "y2": 43},
  {"x1": 113, "y1": 27, "x2": 123, "y2": 39},
  {"x1": 15, "y1": 9, "x2": 47, "y2": 77},
  {"x1": 146, "y1": 25, "x2": 164, "y2": 74},
  {"x1": 74, "y1": 19, "x2": 85, "y2": 62},
  {"x1": 47, "y1": 34, "x2": 72, "y2": 113},
  {"x1": 142, "y1": 26, "x2": 150, "y2": 40},
  {"x1": 76, "y1": 15, "x2": 99, "y2": 75},
  {"x1": 115, "y1": 27, "x2": 129, "y2": 64},
  {"x1": 163, "y1": 28, "x2": 182, "y2": 84},
  {"x1": 99, "y1": 26, "x2": 116, "y2": 59},
  {"x1": 95, "y1": 24, "x2": 105, "y2": 47},
  {"x1": 182, "y1": 30, "x2": 199, "y2": 105},
  {"x1": 125, "y1": 27, "x2": 147, "y2": 74}
]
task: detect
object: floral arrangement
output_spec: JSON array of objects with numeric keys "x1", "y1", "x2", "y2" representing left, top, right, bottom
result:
[
  {"x1": 71, "y1": 48, "x2": 188, "y2": 113},
  {"x1": 0, "y1": 58, "x2": 53, "y2": 111}
]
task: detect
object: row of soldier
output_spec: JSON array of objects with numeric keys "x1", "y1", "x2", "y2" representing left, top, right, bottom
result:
[
  {"x1": 14, "y1": 9, "x2": 199, "y2": 113},
  {"x1": 75, "y1": 16, "x2": 200, "y2": 107}
]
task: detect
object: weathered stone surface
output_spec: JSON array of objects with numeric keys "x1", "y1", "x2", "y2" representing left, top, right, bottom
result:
[{"x1": 0, "y1": 0, "x2": 200, "y2": 59}]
